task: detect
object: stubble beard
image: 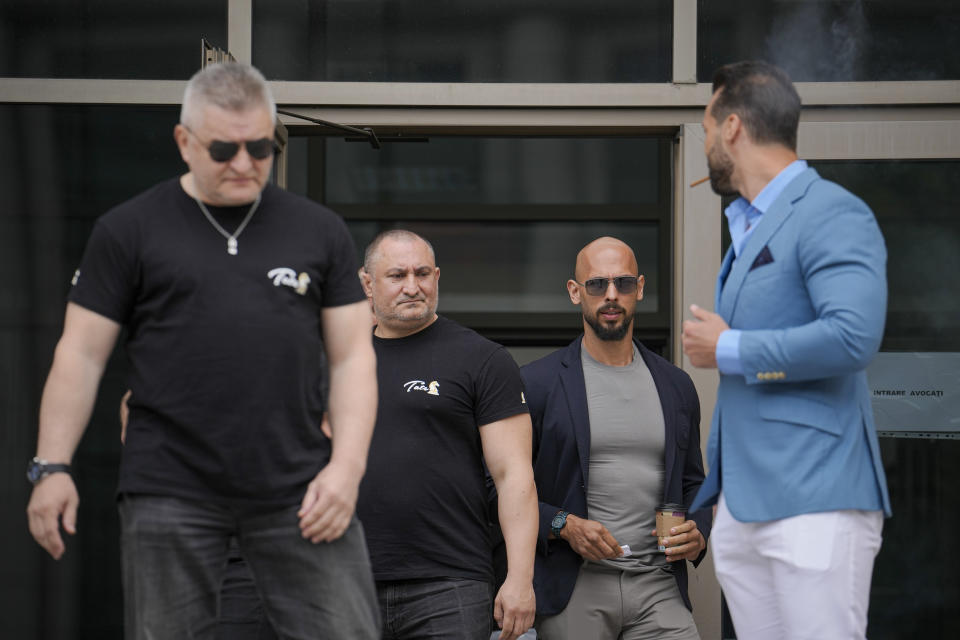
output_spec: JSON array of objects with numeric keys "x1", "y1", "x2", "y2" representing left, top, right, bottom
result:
[{"x1": 708, "y1": 143, "x2": 738, "y2": 197}]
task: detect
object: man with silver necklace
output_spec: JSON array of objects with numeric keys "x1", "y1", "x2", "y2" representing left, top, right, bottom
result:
[{"x1": 26, "y1": 62, "x2": 380, "y2": 639}]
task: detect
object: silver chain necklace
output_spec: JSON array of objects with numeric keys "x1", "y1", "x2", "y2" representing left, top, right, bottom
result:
[{"x1": 194, "y1": 193, "x2": 262, "y2": 255}]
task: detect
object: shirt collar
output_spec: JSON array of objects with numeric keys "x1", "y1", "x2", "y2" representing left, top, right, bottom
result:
[
  {"x1": 723, "y1": 160, "x2": 807, "y2": 257},
  {"x1": 750, "y1": 159, "x2": 808, "y2": 214}
]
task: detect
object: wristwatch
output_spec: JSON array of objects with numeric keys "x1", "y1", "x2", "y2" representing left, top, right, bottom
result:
[
  {"x1": 551, "y1": 510, "x2": 570, "y2": 538},
  {"x1": 26, "y1": 457, "x2": 71, "y2": 485}
]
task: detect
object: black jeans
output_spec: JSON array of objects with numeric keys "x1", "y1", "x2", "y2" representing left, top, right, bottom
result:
[
  {"x1": 119, "y1": 494, "x2": 380, "y2": 640},
  {"x1": 377, "y1": 577, "x2": 492, "y2": 640},
  {"x1": 218, "y1": 539, "x2": 276, "y2": 640}
]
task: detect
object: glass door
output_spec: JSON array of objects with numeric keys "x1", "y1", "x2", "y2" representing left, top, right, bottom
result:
[{"x1": 285, "y1": 133, "x2": 677, "y2": 363}]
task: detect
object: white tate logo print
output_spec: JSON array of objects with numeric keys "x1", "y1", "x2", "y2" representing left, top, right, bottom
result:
[
  {"x1": 404, "y1": 380, "x2": 440, "y2": 396},
  {"x1": 267, "y1": 267, "x2": 311, "y2": 296}
]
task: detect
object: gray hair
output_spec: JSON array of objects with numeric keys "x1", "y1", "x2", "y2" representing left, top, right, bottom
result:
[
  {"x1": 363, "y1": 229, "x2": 436, "y2": 273},
  {"x1": 180, "y1": 62, "x2": 277, "y2": 128}
]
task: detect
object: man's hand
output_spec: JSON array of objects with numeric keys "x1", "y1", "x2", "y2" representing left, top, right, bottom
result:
[
  {"x1": 681, "y1": 304, "x2": 729, "y2": 369},
  {"x1": 493, "y1": 576, "x2": 536, "y2": 640},
  {"x1": 650, "y1": 519, "x2": 706, "y2": 563},
  {"x1": 297, "y1": 460, "x2": 363, "y2": 543},
  {"x1": 27, "y1": 474, "x2": 79, "y2": 560},
  {"x1": 560, "y1": 514, "x2": 622, "y2": 561}
]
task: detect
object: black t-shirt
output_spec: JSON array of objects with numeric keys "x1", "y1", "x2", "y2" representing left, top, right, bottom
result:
[
  {"x1": 69, "y1": 178, "x2": 365, "y2": 505},
  {"x1": 358, "y1": 316, "x2": 528, "y2": 583}
]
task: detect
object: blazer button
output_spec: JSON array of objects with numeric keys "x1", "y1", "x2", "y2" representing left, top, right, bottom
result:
[{"x1": 756, "y1": 372, "x2": 764, "y2": 380}]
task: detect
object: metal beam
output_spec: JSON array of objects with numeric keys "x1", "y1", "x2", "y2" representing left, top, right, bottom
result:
[
  {"x1": 227, "y1": 0, "x2": 253, "y2": 64},
  {"x1": 672, "y1": 0, "x2": 698, "y2": 84},
  {"x1": 2, "y1": 78, "x2": 958, "y2": 109}
]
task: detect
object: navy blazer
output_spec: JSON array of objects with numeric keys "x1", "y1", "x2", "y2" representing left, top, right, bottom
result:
[{"x1": 521, "y1": 336, "x2": 711, "y2": 616}]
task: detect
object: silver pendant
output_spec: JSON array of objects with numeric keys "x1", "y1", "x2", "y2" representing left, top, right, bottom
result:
[{"x1": 227, "y1": 237, "x2": 238, "y2": 255}]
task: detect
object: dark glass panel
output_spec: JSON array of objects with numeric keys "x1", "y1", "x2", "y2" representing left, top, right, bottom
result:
[
  {"x1": 698, "y1": 0, "x2": 960, "y2": 81},
  {"x1": 253, "y1": 0, "x2": 671, "y2": 82},
  {"x1": 811, "y1": 161, "x2": 960, "y2": 351},
  {"x1": 282, "y1": 135, "x2": 672, "y2": 326},
  {"x1": 0, "y1": 0, "x2": 226, "y2": 79},
  {"x1": 323, "y1": 137, "x2": 664, "y2": 205},
  {"x1": 869, "y1": 437, "x2": 960, "y2": 639},
  {"x1": 0, "y1": 105, "x2": 183, "y2": 640}
]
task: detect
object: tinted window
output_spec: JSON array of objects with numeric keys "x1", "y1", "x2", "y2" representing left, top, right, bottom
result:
[
  {"x1": 254, "y1": 0, "x2": 672, "y2": 82},
  {"x1": 699, "y1": 0, "x2": 960, "y2": 81}
]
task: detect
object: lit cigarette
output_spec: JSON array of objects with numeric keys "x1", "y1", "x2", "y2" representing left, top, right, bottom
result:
[{"x1": 689, "y1": 176, "x2": 710, "y2": 188}]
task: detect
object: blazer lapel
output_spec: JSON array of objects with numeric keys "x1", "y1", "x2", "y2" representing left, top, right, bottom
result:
[
  {"x1": 715, "y1": 246, "x2": 735, "y2": 314},
  {"x1": 559, "y1": 337, "x2": 592, "y2": 487},
  {"x1": 718, "y1": 168, "x2": 819, "y2": 320}
]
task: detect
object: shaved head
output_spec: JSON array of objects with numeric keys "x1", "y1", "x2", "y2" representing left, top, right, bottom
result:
[
  {"x1": 568, "y1": 236, "x2": 644, "y2": 344},
  {"x1": 363, "y1": 229, "x2": 436, "y2": 275},
  {"x1": 575, "y1": 237, "x2": 639, "y2": 281}
]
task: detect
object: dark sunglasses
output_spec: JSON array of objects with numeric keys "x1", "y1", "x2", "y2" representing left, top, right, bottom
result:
[
  {"x1": 183, "y1": 125, "x2": 276, "y2": 162},
  {"x1": 574, "y1": 276, "x2": 640, "y2": 296}
]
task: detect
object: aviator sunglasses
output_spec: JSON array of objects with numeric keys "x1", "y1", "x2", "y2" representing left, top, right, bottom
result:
[
  {"x1": 574, "y1": 276, "x2": 640, "y2": 296},
  {"x1": 182, "y1": 125, "x2": 276, "y2": 162}
]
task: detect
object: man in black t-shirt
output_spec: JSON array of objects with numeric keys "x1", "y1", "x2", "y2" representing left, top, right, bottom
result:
[
  {"x1": 357, "y1": 229, "x2": 538, "y2": 640},
  {"x1": 26, "y1": 62, "x2": 380, "y2": 639}
]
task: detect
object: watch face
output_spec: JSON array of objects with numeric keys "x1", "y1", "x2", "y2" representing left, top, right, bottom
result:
[
  {"x1": 551, "y1": 514, "x2": 564, "y2": 528},
  {"x1": 26, "y1": 460, "x2": 44, "y2": 484}
]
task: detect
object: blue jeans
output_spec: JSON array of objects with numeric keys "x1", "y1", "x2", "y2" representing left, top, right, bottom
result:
[
  {"x1": 119, "y1": 494, "x2": 380, "y2": 640},
  {"x1": 378, "y1": 577, "x2": 492, "y2": 640}
]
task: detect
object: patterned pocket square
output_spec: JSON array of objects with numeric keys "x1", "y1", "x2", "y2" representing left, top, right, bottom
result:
[{"x1": 749, "y1": 245, "x2": 774, "y2": 271}]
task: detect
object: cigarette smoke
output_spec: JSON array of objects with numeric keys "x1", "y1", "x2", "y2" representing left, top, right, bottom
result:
[{"x1": 765, "y1": 0, "x2": 868, "y2": 81}]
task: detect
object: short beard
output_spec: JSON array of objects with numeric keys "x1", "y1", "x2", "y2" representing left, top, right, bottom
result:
[
  {"x1": 708, "y1": 143, "x2": 738, "y2": 197},
  {"x1": 584, "y1": 306, "x2": 633, "y2": 342}
]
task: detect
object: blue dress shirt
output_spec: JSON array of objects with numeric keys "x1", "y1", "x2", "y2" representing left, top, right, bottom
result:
[{"x1": 716, "y1": 160, "x2": 808, "y2": 375}]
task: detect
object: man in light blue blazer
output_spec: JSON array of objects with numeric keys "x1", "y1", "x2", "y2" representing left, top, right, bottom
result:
[{"x1": 682, "y1": 61, "x2": 890, "y2": 640}]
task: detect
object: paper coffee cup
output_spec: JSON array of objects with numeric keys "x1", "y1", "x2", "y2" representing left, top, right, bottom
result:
[{"x1": 656, "y1": 503, "x2": 686, "y2": 552}]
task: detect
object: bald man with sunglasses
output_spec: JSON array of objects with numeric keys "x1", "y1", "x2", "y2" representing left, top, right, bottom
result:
[
  {"x1": 26, "y1": 62, "x2": 380, "y2": 639},
  {"x1": 520, "y1": 237, "x2": 710, "y2": 639}
]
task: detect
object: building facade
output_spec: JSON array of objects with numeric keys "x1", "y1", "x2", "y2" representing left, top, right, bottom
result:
[{"x1": 2, "y1": 1, "x2": 958, "y2": 638}]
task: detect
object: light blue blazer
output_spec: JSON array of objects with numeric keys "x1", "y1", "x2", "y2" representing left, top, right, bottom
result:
[{"x1": 690, "y1": 168, "x2": 892, "y2": 522}]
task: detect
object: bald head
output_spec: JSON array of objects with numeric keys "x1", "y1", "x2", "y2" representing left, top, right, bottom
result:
[
  {"x1": 575, "y1": 237, "x2": 638, "y2": 281},
  {"x1": 568, "y1": 236, "x2": 644, "y2": 348}
]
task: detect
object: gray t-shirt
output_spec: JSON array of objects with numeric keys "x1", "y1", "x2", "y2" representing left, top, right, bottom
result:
[{"x1": 582, "y1": 344, "x2": 666, "y2": 570}]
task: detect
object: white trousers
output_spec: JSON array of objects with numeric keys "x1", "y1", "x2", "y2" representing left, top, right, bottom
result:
[{"x1": 712, "y1": 494, "x2": 883, "y2": 640}]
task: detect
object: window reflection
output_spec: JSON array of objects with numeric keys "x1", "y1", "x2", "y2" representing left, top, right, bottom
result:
[
  {"x1": 325, "y1": 137, "x2": 663, "y2": 205},
  {"x1": 0, "y1": 105, "x2": 183, "y2": 638},
  {"x1": 810, "y1": 161, "x2": 960, "y2": 352},
  {"x1": 698, "y1": 0, "x2": 960, "y2": 81},
  {"x1": 287, "y1": 135, "x2": 672, "y2": 328},
  {"x1": 1, "y1": 0, "x2": 226, "y2": 79},
  {"x1": 253, "y1": 0, "x2": 672, "y2": 82}
]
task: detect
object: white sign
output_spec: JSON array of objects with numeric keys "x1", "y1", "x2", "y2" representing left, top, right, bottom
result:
[{"x1": 866, "y1": 352, "x2": 960, "y2": 432}]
